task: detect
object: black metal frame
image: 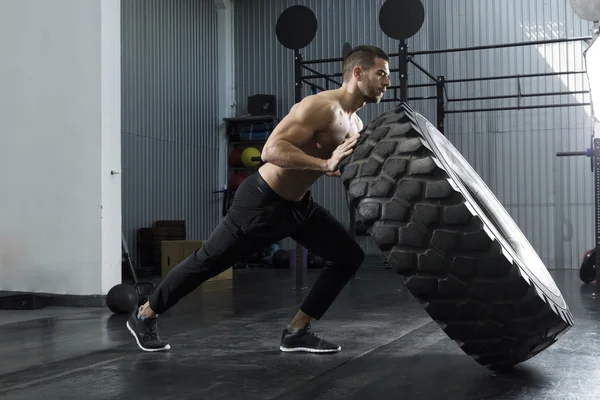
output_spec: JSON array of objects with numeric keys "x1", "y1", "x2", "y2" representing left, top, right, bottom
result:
[{"x1": 296, "y1": 36, "x2": 592, "y2": 135}]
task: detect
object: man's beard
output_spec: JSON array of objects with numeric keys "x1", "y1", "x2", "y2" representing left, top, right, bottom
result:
[
  {"x1": 364, "y1": 92, "x2": 382, "y2": 104},
  {"x1": 362, "y1": 87, "x2": 383, "y2": 104}
]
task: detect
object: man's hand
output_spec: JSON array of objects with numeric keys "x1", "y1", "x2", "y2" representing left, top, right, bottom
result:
[
  {"x1": 325, "y1": 136, "x2": 358, "y2": 172},
  {"x1": 325, "y1": 170, "x2": 341, "y2": 177}
]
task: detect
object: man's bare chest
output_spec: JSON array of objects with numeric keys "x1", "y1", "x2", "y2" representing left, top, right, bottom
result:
[{"x1": 315, "y1": 116, "x2": 361, "y2": 150}]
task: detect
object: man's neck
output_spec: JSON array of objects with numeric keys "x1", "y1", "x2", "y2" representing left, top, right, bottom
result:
[{"x1": 337, "y1": 86, "x2": 366, "y2": 115}]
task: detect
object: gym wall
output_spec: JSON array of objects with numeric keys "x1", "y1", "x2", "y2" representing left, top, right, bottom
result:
[
  {"x1": 233, "y1": 0, "x2": 439, "y2": 257},
  {"x1": 234, "y1": 0, "x2": 595, "y2": 270},
  {"x1": 120, "y1": 0, "x2": 223, "y2": 265},
  {"x1": 0, "y1": 0, "x2": 121, "y2": 295}
]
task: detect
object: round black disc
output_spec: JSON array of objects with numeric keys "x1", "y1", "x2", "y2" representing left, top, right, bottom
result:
[
  {"x1": 343, "y1": 42, "x2": 353, "y2": 58},
  {"x1": 379, "y1": 0, "x2": 425, "y2": 40},
  {"x1": 276, "y1": 5, "x2": 318, "y2": 50}
]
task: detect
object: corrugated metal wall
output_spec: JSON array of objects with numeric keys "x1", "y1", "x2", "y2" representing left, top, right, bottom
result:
[
  {"x1": 233, "y1": 0, "x2": 595, "y2": 269},
  {"x1": 121, "y1": 0, "x2": 221, "y2": 265},
  {"x1": 433, "y1": 0, "x2": 594, "y2": 270},
  {"x1": 233, "y1": 0, "x2": 438, "y2": 255}
]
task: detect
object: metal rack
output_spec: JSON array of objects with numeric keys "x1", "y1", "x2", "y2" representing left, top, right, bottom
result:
[{"x1": 297, "y1": 36, "x2": 592, "y2": 134}]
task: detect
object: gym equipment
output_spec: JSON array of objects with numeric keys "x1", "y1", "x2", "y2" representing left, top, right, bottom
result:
[
  {"x1": 342, "y1": 42, "x2": 352, "y2": 58},
  {"x1": 241, "y1": 147, "x2": 261, "y2": 167},
  {"x1": 240, "y1": 130, "x2": 270, "y2": 142},
  {"x1": 261, "y1": 243, "x2": 280, "y2": 264},
  {"x1": 281, "y1": 2, "x2": 592, "y2": 132},
  {"x1": 307, "y1": 253, "x2": 325, "y2": 268},
  {"x1": 243, "y1": 245, "x2": 274, "y2": 265},
  {"x1": 580, "y1": 248, "x2": 596, "y2": 283},
  {"x1": 122, "y1": 234, "x2": 156, "y2": 305},
  {"x1": 229, "y1": 149, "x2": 243, "y2": 167},
  {"x1": 106, "y1": 234, "x2": 156, "y2": 314},
  {"x1": 289, "y1": 246, "x2": 308, "y2": 290},
  {"x1": 106, "y1": 283, "x2": 139, "y2": 314},
  {"x1": 339, "y1": 103, "x2": 573, "y2": 370},
  {"x1": 379, "y1": 0, "x2": 425, "y2": 40},
  {"x1": 272, "y1": 249, "x2": 290, "y2": 268},
  {"x1": 228, "y1": 173, "x2": 246, "y2": 190},
  {"x1": 275, "y1": 5, "x2": 317, "y2": 50}
]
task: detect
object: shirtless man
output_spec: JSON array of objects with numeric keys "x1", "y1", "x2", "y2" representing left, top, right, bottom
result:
[{"x1": 126, "y1": 45, "x2": 391, "y2": 353}]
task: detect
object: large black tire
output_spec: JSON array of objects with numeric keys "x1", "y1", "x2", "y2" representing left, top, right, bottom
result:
[{"x1": 339, "y1": 103, "x2": 573, "y2": 370}]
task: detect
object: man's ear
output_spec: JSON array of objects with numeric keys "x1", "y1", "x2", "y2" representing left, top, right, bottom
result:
[{"x1": 353, "y1": 66, "x2": 363, "y2": 80}]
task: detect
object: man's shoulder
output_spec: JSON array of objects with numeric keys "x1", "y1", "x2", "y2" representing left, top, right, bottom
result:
[
  {"x1": 294, "y1": 94, "x2": 338, "y2": 120},
  {"x1": 300, "y1": 92, "x2": 338, "y2": 108}
]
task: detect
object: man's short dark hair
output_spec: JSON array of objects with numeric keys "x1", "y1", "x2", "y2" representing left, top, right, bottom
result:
[{"x1": 342, "y1": 45, "x2": 389, "y2": 81}]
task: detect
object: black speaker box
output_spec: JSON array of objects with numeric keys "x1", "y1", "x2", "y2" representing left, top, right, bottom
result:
[{"x1": 248, "y1": 94, "x2": 277, "y2": 116}]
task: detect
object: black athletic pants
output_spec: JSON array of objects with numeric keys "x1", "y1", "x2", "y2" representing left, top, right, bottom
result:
[{"x1": 148, "y1": 172, "x2": 365, "y2": 320}]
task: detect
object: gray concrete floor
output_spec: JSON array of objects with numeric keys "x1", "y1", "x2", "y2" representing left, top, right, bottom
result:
[{"x1": 0, "y1": 267, "x2": 596, "y2": 400}]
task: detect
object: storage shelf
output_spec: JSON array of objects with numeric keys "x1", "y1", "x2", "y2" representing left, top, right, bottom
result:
[{"x1": 222, "y1": 115, "x2": 278, "y2": 216}]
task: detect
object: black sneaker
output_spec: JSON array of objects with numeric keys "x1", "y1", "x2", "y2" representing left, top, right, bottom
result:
[
  {"x1": 280, "y1": 324, "x2": 341, "y2": 353},
  {"x1": 126, "y1": 308, "x2": 171, "y2": 352}
]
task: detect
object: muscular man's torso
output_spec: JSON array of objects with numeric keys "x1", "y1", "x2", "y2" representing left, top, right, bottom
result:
[{"x1": 259, "y1": 93, "x2": 363, "y2": 202}]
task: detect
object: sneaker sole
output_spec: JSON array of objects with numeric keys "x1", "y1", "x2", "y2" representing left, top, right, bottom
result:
[
  {"x1": 279, "y1": 345, "x2": 341, "y2": 353},
  {"x1": 126, "y1": 321, "x2": 171, "y2": 352}
]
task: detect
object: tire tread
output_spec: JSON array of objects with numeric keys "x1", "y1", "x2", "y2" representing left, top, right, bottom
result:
[{"x1": 340, "y1": 104, "x2": 573, "y2": 370}]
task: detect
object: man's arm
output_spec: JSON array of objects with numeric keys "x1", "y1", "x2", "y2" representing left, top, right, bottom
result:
[{"x1": 261, "y1": 96, "x2": 337, "y2": 172}]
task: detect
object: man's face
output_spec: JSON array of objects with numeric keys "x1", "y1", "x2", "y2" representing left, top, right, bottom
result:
[{"x1": 357, "y1": 57, "x2": 391, "y2": 103}]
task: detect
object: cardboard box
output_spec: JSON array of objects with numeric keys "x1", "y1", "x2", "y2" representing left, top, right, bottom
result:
[{"x1": 161, "y1": 240, "x2": 233, "y2": 281}]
